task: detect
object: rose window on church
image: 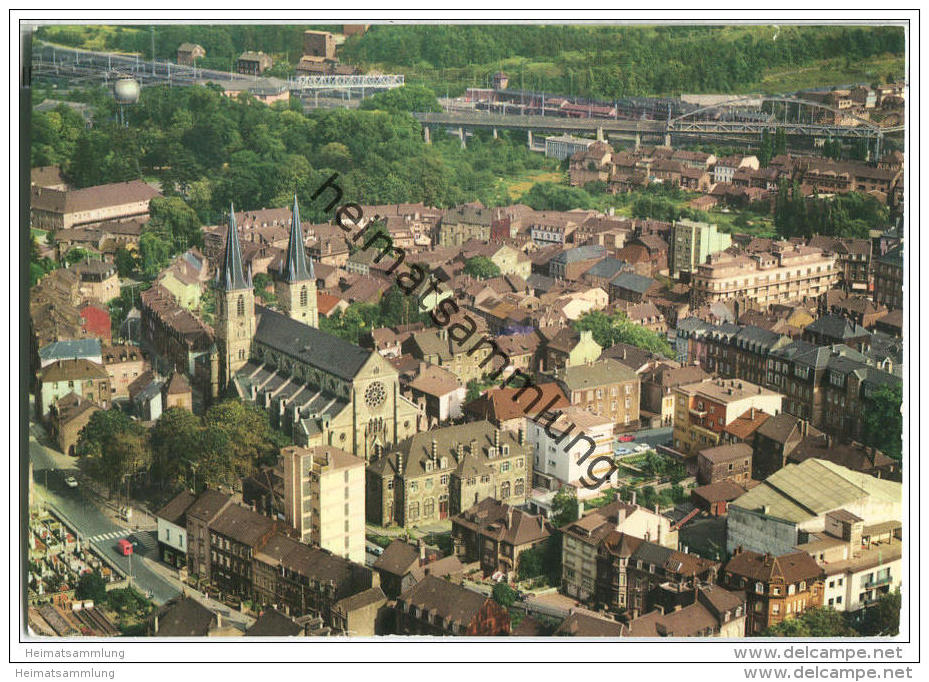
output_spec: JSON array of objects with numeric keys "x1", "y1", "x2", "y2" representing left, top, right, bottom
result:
[{"x1": 365, "y1": 381, "x2": 387, "y2": 409}]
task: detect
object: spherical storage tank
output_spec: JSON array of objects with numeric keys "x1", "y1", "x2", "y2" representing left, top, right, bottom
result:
[{"x1": 113, "y1": 78, "x2": 141, "y2": 104}]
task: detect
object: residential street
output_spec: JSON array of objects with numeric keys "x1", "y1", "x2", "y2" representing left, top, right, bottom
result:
[{"x1": 29, "y1": 423, "x2": 182, "y2": 605}]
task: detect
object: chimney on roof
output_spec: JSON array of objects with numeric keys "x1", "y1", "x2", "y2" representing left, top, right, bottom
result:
[
  {"x1": 518, "y1": 428, "x2": 525, "y2": 446},
  {"x1": 469, "y1": 438, "x2": 478, "y2": 455},
  {"x1": 631, "y1": 491, "x2": 637, "y2": 506},
  {"x1": 750, "y1": 407, "x2": 755, "y2": 420},
  {"x1": 456, "y1": 442, "x2": 464, "y2": 459}
]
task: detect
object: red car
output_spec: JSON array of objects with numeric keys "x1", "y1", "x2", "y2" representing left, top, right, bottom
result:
[
  {"x1": 117, "y1": 539, "x2": 133, "y2": 556},
  {"x1": 617, "y1": 434, "x2": 635, "y2": 442}
]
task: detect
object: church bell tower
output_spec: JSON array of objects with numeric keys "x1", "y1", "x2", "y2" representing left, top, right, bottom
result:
[
  {"x1": 214, "y1": 202, "x2": 255, "y2": 389},
  {"x1": 274, "y1": 194, "x2": 318, "y2": 327}
]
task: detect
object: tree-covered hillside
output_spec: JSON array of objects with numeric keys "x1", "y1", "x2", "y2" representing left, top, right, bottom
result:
[{"x1": 33, "y1": 24, "x2": 905, "y2": 98}]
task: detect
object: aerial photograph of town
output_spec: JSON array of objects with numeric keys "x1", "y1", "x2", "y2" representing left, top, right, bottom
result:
[{"x1": 14, "y1": 13, "x2": 917, "y2": 674}]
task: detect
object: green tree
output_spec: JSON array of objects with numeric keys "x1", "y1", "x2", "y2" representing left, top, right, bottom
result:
[
  {"x1": 761, "y1": 607, "x2": 859, "y2": 637},
  {"x1": 855, "y1": 589, "x2": 901, "y2": 637},
  {"x1": 491, "y1": 581, "x2": 518, "y2": 608},
  {"x1": 75, "y1": 571, "x2": 108, "y2": 603},
  {"x1": 462, "y1": 256, "x2": 501, "y2": 280},
  {"x1": 77, "y1": 410, "x2": 151, "y2": 495},
  {"x1": 115, "y1": 247, "x2": 138, "y2": 278},
  {"x1": 359, "y1": 85, "x2": 442, "y2": 113},
  {"x1": 149, "y1": 407, "x2": 204, "y2": 490},
  {"x1": 861, "y1": 384, "x2": 903, "y2": 461},
  {"x1": 551, "y1": 487, "x2": 579, "y2": 527},
  {"x1": 573, "y1": 310, "x2": 674, "y2": 358},
  {"x1": 147, "y1": 196, "x2": 203, "y2": 252},
  {"x1": 519, "y1": 182, "x2": 594, "y2": 211},
  {"x1": 64, "y1": 248, "x2": 92, "y2": 266}
]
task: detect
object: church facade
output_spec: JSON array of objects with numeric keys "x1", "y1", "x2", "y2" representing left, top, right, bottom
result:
[{"x1": 213, "y1": 197, "x2": 422, "y2": 460}]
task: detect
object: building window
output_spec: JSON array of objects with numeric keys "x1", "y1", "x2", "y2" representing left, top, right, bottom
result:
[
  {"x1": 300, "y1": 286, "x2": 308, "y2": 306},
  {"x1": 237, "y1": 295, "x2": 245, "y2": 317}
]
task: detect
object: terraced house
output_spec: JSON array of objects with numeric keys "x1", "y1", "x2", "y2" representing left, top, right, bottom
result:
[{"x1": 365, "y1": 421, "x2": 531, "y2": 529}]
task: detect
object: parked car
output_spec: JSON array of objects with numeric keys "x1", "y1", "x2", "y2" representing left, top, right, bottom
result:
[
  {"x1": 633, "y1": 444, "x2": 649, "y2": 453},
  {"x1": 64, "y1": 476, "x2": 78, "y2": 488},
  {"x1": 618, "y1": 434, "x2": 635, "y2": 442},
  {"x1": 614, "y1": 447, "x2": 631, "y2": 455}
]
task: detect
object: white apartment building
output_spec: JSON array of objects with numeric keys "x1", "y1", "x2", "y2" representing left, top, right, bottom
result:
[
  {"x1": 281, "y1": 445, "x2": 366, "y2": 564},
  {"x1": 692, "y1": 244, "x2": 838, "y2": 306},
  {"x1": 526, "y1": 407, "x2": 615, "y2": 497},
  {"x1": 800, "y1": 511, "x2": 902, "y2": 613}
]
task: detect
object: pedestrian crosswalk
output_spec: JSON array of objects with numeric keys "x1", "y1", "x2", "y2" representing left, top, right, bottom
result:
[{"x1": 86, "y1": 529, "x2": 130, "y2": 544}]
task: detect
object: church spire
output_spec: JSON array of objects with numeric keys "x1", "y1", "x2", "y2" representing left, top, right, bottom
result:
[
  {"x1": 218, "y1": 202, "x2": 250, "y2": 291},
  {"x1": 279, "y1": 194, "x2": 314, "y2": 282}
]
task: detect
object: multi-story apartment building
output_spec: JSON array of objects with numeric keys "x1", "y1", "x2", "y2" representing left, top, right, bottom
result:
[
  {"x1": 713, "y1": 154, "x2": 760, "y2": 185},
  {"x1": 436, "y1": 204, "x2": 495, "y2": 246},
  {"x1": 184, "y1": 489, "x2": 235, "y2": 582},
  {"x1": 394, "y1": 575, "x2": 510, "y2": 636},
  {"x1": 73, "y1": 260, "x2": 121, "y2": 304},
  {"x1": 208, "y1": 504, "x2": 279, "y2": 598},
  {"x1": 672, "y1": 378, "x2": 782, "y2": 458},
  {"x1": 100, "y1": 344, "x2": 147, "y2": 400},
  {"x1": 545, "y1": 134, "x2": 595, "y2": 161},
  {"x1": 365, "y1": 421, "x2": 532, "y2": 528},
  {"x1": 561, "y1": 500, "x2": 678, "y2": 603},
  {"x1": 797, "y1": 512, "x2": 901, "y2": 613},
  {"x1": 30, "y1": 179, "x2": 161, "y2": 230},
  {"x1": 525, "y1": 406, "x2": 615, "y2": 494},
  {"x1": 692, "y1": 244, "x2": 837, "y2": 306},
  {"x1": 696, "y1": 442, "x2": 753, "y2": 486},
  {"x1": 722, "y1": 548, "x2": 824, "y2": 635},
  {"x1": 549, "y1": 358, "x2": 641, "y2": 430},
  {"x1": 251, "y1": 533, "x2": 373, "y2": 622},
  {"x1": 668, "y1": 219, "x2": 733, "y2": 277},
  {"x1": 677, "y1": 320, "x2": 902, "y2": 441},
  {"x1": 873, "y1": 244, "x2": 903, "y2": 310},
  {"x1": 808, "y1": 236, "x2": 872, "y2": 292},
  {"x1": 281, "y1": 445, "x2": 366, "y2": 564},
  {"x1": 450, "y1": 498, "x2": 553, "y2": 579},
  {"x1": 549, "y1": 244, "x2": 609, "y2": 281},
  {"x1": 403, "y1": 325, "x2": 499, "y2": 386},
  {"x1": 36, "y1": 358, "x2": 111, "y2": 418}
]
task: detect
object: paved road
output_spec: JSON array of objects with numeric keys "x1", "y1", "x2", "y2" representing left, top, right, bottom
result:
[
  {"x1": 614, "y1": 426, "x2": 672, "y2": 453},
  {"x1": 29, "y1": 433, "x2": 181, "y2": 605}
]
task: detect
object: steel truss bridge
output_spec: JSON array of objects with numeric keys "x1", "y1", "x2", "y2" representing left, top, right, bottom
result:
[
  {"x1": 30, "y1": 42, "x2": 404, "y2": 97},
  {"x1": 414, "y1": 95, "x2": 903, "y2": 152}
]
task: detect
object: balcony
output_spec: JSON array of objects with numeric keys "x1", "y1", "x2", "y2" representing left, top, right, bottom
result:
[{"x1": 863, "y1": 575, "x2": 893, "y2": 589}]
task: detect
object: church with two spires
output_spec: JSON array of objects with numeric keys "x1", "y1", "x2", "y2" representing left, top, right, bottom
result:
[{"x1": 210, "y1": 196, "x2": 422, "y2": 461}]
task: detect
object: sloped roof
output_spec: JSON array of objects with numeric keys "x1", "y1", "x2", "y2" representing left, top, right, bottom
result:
[
  {"x1": 398, "y1": 575, "x2": 490, "y2": 626},
  {"x1": 153, "y1": 596, "x2": 215, "y2": 637},
  {"x1": 39, "y1": 339, "x2": 102, "y2": 363},
  {"x1": 253, "y1": 305, "x2": 371, "y2": 381},
  {"x1": 724, "y1": 549, "x2": 822, "y2": 585},
  {"x1": 155, "y1": 490, "x2": 197, "y2": 526},
  {"x1": 555, "y1": 611, "x2": 625, "y2": 637},
  {"x1": 610, "y1": 271, "x2": 657, "y2": 294},
  {"x1": 451, "y1": 497, "x2": 551, "y2": 547},
  {"x1": 731, "y1": 459, "x2": 900, "y2": 523},
  {"x1": 372, "y1": 540, "x2": 420, "y2": 577},
  {"x1": 245, "y1": 608, "x2": 302, "y2": 637}
]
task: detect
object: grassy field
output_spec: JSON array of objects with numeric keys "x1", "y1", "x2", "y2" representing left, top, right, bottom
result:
[
  {"x1": 501, "y1": 169, "x2": 564, "y2": 200},
  {"x1": 707, "y1": 209, "x2": 778, "y2": 238},
  {"x1": 748, "y1": 53, "x2": 906, "y2": 94}
]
